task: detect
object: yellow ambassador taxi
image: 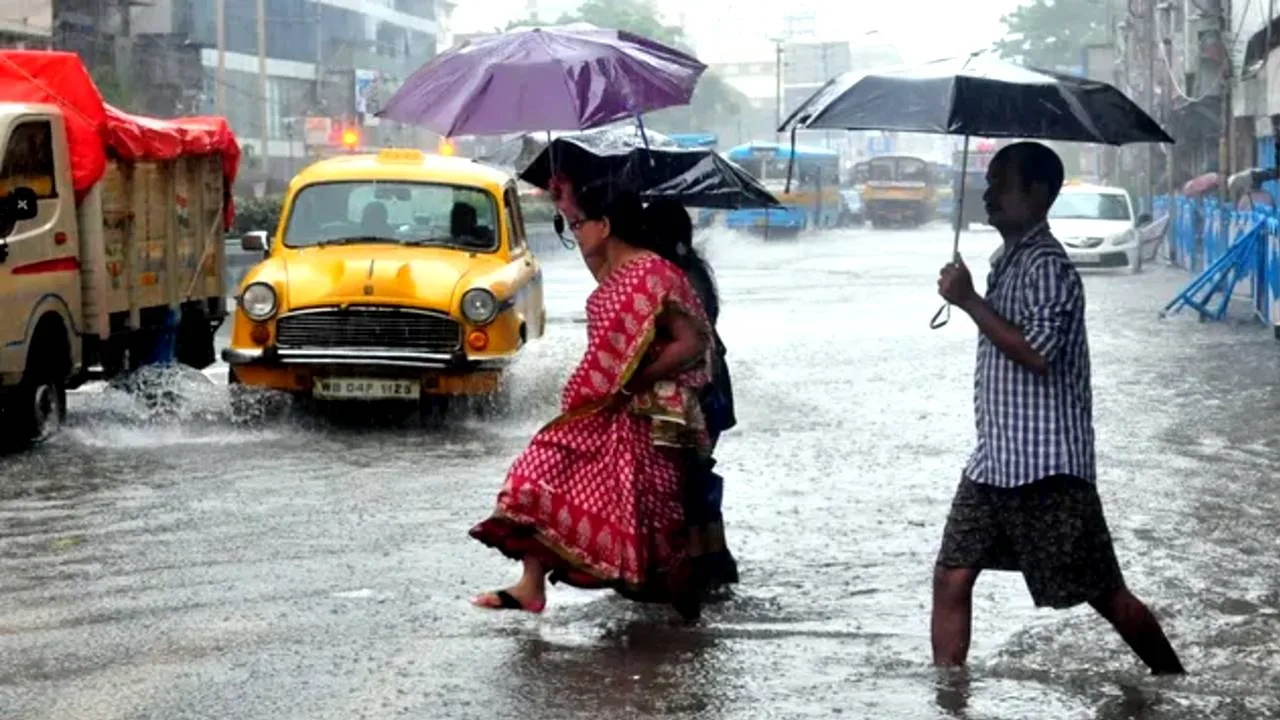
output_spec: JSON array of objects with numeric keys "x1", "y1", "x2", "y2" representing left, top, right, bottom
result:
[{"x1": 222, "y1": 148, "x2": 545, "y2": 407}]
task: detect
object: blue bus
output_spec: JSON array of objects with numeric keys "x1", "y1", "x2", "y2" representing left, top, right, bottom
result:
[
  {"x1": 668, "y1": 132, "x2": 718, "y2": 149},
  {"x1": 669, "y1": 133, "x2": 720, "y2": 228},
  {"x1": 723, "y1": 142, "x2": 841, "y2": 234}
]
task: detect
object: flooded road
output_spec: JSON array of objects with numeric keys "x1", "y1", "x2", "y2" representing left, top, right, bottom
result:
[{"x1": 3, "y1": 224, "x2": 1280, "y2": 719}]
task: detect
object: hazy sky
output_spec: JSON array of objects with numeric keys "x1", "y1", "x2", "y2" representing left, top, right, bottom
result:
[{"x1": 450, "y1": 0, "x2": 1028, "y2": 63}]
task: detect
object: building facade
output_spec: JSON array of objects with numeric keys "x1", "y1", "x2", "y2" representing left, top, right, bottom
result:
[
  {"x1": 126, "y1": 0, "x2": 452, "y2": 192},
  {"x1": 0, "y1": 0, "x2": 53, "y2": 48}
]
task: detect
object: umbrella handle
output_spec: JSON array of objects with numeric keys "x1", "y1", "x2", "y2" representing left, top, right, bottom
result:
[
  {"x1": 929, "y1": 135, "x2": 969, "y2": 331},
  {"x1": 930, "y1": 302, "x2": 951, "y2": 329}
]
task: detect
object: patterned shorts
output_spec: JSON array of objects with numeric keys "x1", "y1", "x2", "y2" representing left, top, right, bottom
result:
[{"x1": 936, "y1": 474, "x2": 1126, "y2": 609}]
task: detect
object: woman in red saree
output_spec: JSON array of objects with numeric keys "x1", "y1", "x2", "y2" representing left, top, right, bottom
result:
[{"x1": 469, "y1": 185, "x2": 714, "y2": 619}]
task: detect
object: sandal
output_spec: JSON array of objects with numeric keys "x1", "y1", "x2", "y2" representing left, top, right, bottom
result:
[{"x1": 472, "y1": 589, "x2": 546, "y2": 614}]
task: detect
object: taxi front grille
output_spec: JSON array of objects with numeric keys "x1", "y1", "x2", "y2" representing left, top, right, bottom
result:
[
  {"x1": 1063, "y1": 237, "x2": 1105, "y2": 249},
  {"x1": 276, "y1": 308, "x2": 462, "y2": 353}
]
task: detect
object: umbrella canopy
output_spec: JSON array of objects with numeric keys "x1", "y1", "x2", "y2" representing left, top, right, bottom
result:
[
  {"x1": 782, "y1": 55, "x2": 1173, "y2": 145},
  {"x1": 478, "y1": 124, "x2": 680, "y2": 172},
  {"x1": 378, "y1": 26, "x2": 707, "y2": 137},
  {"x1": 1182, "y1": 171, "x2": 1220, "y2": 196},
  {"x1": 517, "y1": 131, "x2": 779, "y2": 209}
]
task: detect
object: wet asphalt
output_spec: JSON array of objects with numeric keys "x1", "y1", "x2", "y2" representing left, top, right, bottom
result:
[{"x1": 3, "y1": 224, "x2": 1280, "y2": 719}]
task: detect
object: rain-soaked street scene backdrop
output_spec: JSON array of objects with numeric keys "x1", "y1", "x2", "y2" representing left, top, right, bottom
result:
[{"x1": 5, "y1": 0, "x2": 1280, "y2": 718}]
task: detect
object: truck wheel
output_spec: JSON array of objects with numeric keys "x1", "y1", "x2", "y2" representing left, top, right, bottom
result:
[{"x1": 11, "y1": 321, "x2": 70, "y2": 445}]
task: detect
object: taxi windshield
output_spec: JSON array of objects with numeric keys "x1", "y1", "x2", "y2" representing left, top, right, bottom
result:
[
  {"x1": 1049, "y1": 192, "x2": 1131, "y2": 221},
  {"x1": 283, "y1": 180, "x2": 500, "y2": 251}
]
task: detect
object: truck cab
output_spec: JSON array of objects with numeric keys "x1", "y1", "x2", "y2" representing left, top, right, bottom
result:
[
  {"x1": 0, "y1": 50, "x2": 238, "y2": 450},
  {"x1": 0, "y1": 104, "x2": 84, "y2": 443}
]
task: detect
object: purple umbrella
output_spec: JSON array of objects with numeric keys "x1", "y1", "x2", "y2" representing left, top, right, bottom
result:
[{"x1": 377, "y1": 26, "x2": 707, "y2": 137}]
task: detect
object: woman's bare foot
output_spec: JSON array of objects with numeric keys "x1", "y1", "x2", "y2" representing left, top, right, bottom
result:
[
  {"x1": 474, "y1": 557, "x2": 549, "y2": 613},
  {"x1": 471, "y1": 586, "x2": 546, "y2": 613}
]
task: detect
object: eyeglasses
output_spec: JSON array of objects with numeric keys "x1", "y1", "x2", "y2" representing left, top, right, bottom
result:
[{"x1": 567, "y1": 217, "x2": 594, "y2": 232}]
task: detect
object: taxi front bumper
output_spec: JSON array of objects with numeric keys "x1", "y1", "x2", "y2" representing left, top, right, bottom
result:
[
  {"x1": 222, "y1": 346, "x2": 512, "y2": 371},
  {"x1": 222, "y1": 346, "x2": 513, "y2": 396}
]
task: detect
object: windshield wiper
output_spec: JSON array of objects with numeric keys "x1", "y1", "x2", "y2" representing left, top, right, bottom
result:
[
  {"x1": 403, "y1": 236, "x2": 451, "y2": 246},
  {"x1": 315, "y1": 235, "x2": 403, "y2": 247},
  {"x1": 404, "y1": 236, "x2": 489, "y2": 248}
]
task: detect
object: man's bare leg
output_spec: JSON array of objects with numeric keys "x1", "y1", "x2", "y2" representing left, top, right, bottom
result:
[
  {"x1": 932, "y1": 566, "x2": 981, "y2": 666},
  {"x1": 1089, "y1": 587, "x2": 1185, "y2": 675}
]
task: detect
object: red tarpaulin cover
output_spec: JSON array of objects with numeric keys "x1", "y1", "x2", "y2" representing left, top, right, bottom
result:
[{"x1": 0, "y1": 50, "x2": 241, "y2": 229}]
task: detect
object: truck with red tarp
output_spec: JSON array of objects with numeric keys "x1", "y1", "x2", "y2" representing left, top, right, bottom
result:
[{"x1": 0, "y1": 51, "x2": 241, "y2": 446}]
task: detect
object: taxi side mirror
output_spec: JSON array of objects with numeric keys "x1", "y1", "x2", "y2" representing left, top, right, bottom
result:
[
  {"x1": 241, "y1": 230, "x2": 269, "y2": 254},
  {"x1": 1136, "y1": 212, "x2": 1153, "y2": 226}
]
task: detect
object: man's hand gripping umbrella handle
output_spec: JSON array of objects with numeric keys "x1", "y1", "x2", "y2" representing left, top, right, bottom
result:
[
  {"x1": 933, "y1": 135, "x2": 971, "y2": 330},
  {"x1": 930, "y1": 247, "x2": 962, "y2": 330}
]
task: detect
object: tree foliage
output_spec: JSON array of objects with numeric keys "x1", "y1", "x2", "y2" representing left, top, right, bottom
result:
[
  {"x1": 993, "y1": 0, "x2": 1109, "y2": 71},
  {"x1": 90, "y1": 65, "x2": 131, "y2": 109},
  {"x1": 503, "y1": 0, "x2": 746, "y2": 133}
]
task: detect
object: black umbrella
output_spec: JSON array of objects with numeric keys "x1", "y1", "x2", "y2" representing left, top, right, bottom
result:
[
  {"x1": 518, "y1": 130, "x2": 779, "y2": 210},
  {"x1": 783, "y1": 55, "x2": 1173, "y2": 144},
  {"x1": 781, "y1": 54, "x2": 1174, "y2": 328},
  {"x1": 479, "y1": 125, "x2": 681, "y2": 173}
]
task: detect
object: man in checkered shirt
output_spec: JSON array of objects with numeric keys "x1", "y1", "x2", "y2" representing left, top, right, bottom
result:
[{"x1": 931, "y1": 142, "x2": 1184, "y2": 675}]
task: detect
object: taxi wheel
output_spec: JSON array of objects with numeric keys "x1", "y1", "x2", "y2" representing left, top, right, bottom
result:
[
  {"x1": 473, "y1": 384, "x2": 513, "y2": 419},
  {"x1": 227, "y1": 369, "x2": 255, "y2": 422}
]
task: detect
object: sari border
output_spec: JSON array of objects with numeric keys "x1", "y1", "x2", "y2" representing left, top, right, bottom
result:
[{"x1": 481, "y1": 508, "x2": 655, "y2": 594}]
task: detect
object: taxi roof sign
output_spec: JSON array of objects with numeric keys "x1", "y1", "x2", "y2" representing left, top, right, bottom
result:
[{"x1": 377, "y1": 148, "x2": 426, "y2": 163}]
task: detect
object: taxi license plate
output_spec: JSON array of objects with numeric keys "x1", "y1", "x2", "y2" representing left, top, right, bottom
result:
[
  {"x1": 313, "y1": 378, "x2": 420, "y2": 400},
  {"x1": 1067, "y1": 252, "x2": 1101, "y2": 264}
]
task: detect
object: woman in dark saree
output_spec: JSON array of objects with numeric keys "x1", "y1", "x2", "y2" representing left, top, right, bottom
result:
[{"x1": 642, "y1": 198, "x2": 739, "y2": 597}]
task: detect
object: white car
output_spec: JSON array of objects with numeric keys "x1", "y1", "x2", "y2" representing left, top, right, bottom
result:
[{"x1": 1047, "y1": 183, "x2": 1143, "y2": 273}]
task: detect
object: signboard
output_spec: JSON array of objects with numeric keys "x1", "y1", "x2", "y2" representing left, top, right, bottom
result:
[
  {"x1": 954, "y1": 148, "x2": 998, "y2": 173},
  {"x1": 354, "y1": 69, "x2": 382, "y2": 126},
  {"x1": 1083, "y1": 45, "x2": 1115, "y2": 83},
  {"x1": 0, "y1": 0, "x2": 53, "y2": 38},
  {"x1": 303, "y1": 117, "x2": 332, "y2": 146},
  {"x1": 866, "y1": 132, "x2": 894, "y2": 156}
]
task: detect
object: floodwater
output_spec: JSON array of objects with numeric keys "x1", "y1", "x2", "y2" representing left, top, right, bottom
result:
[{"x1": 3, "y1": 225, "x2": 1280, "y2": 719}]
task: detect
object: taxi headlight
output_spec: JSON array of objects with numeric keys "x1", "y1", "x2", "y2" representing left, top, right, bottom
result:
[
  {"x1": 461, "y1": 288, "x2": 498, "y2": 325},
  {"x1": 240, "y1": 282, "x2": 278, "y2": 321}
]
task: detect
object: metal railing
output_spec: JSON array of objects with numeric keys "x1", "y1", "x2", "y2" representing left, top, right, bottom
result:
[{"x1": 1154, "y1": 194, "x2": 1280, "y2": 329}]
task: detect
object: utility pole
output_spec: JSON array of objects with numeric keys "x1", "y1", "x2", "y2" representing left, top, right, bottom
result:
[
  {"x1": 1159, "y1": 0, "x2": 1176, "y2": 200},
  {"x1": 1219, "y1": 0, "x2": 1233, "y2": 202},
  {"x1": 257, "y1": 0, "x2": 270, "y2": 191},
  {"x1": 215, "y1": 0, "x2": 226, "y2": 115},
  {"x1": 821, "y1": 43, "x2": 831, "y2": 149},
  {"x1": 1144, "y1": 0, "x2": 1156, "y2": 211},
  {"x1": 1116, "y1": 7, "x2": 1130, "y2": 188},
  {"x1": 774, "y1": 39, "x2": 784, "y2": 142}
]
